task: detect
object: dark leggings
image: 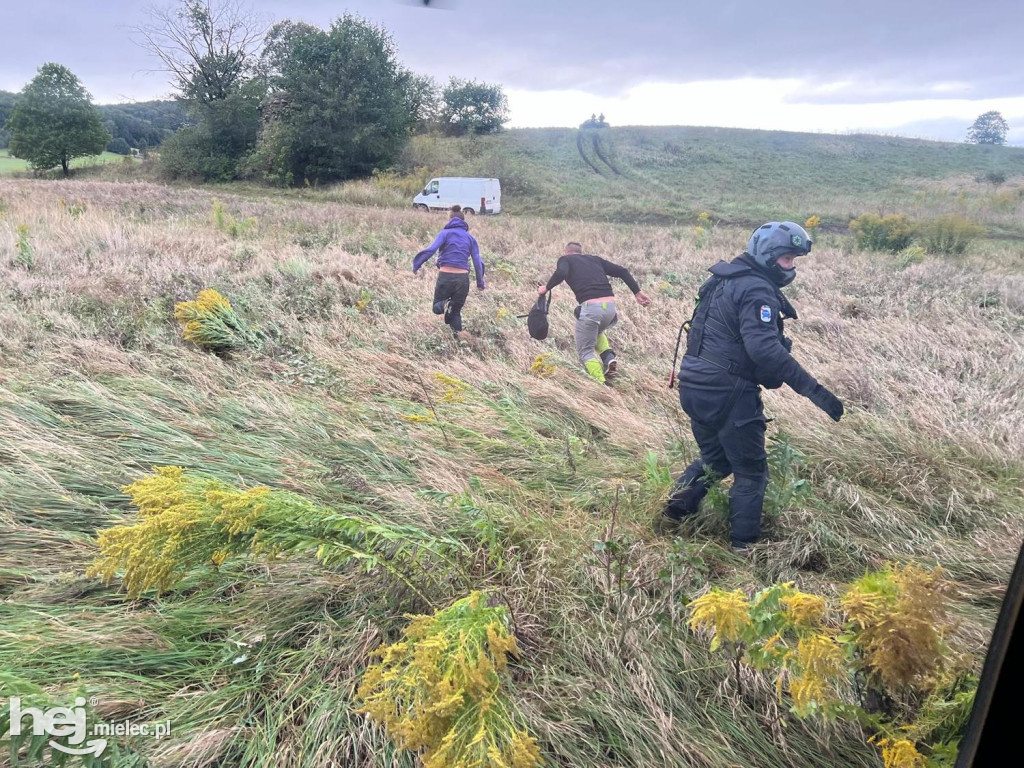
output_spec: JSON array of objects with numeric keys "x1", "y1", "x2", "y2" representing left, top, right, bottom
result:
[{"x1": 432, "y1": 272, "x2": 470, "y2": 332}]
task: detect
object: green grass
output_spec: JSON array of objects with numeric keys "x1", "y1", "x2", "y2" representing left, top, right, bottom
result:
[
  {"x1": 0, "y1": 149, "x2": 132, "y2": 176},
  {"x1": 398, "y1": 126, "x2": 1024, "y2": 236}
]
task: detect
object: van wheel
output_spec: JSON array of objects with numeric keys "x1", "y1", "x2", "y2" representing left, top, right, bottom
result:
[
  {"x1": 414, "y1": 204, "x2": 428, "y2": 212},
  {"x1": 463, "y1": 208, "x2": 476, "y2": 215}
]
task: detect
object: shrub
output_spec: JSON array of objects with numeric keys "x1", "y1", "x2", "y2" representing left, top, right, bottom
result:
[
  {"x1": 357, "y1": 591, "x2": 544, "y2": 768},
  {"x1": 13, "y1": 223, "x2": 33, "y2": 269},
  {"x1": 920, "y1": 215, "x2": 983, "y2": 256},
  {"x1": 210, "y1": 199, "x2": 257, "y2": 238},
  {"x1": 849, "y1": 213, "x2": 917, "y2": 253}
]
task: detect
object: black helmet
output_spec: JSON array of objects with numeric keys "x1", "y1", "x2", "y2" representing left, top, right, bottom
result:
[{"x1": 746, "y1": 221, "x2": 812, "y2": 287}]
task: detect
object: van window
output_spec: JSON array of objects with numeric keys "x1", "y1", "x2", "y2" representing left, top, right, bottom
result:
[{"x1": 426, "y1": 180, "x2": 439, "y2": 195}]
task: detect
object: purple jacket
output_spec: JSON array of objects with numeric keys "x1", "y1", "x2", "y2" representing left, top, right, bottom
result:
[{"x1": 412, "y1": 218, "x2": 486, "y2": 288}]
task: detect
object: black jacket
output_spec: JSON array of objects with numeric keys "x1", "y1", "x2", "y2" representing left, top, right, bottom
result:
[
  {"x1": 680, "y1": 255, "x2": 817, "y2": 396},
  {"x1": 545, "y1": 253, "x2": 641, "y2": 303}
]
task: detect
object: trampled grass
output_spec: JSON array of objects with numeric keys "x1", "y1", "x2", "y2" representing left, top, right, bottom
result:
[{"x1": 0, "y1": 175, "x2": 1021, "y2": 767}]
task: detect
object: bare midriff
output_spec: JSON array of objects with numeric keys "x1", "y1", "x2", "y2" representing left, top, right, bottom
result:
[
  {"x1": 439, "y1": 266, "x2": 469, "y2": 273},
  {"x1": 584, "y1": 296, "x2": 616, "y2": 303}
]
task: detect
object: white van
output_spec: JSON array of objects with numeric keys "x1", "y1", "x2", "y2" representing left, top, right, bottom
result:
[{"x1": 413, "y1": 177, "x2": 501, "y2": 215}]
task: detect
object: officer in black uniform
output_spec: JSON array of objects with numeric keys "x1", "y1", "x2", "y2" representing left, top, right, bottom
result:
[{"x1": 660, "y1": 221, "x2": 844, "y2": 551}]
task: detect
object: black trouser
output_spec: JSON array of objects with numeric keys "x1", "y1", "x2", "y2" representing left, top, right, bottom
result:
[
  {"x1": 432, "y1": 272, "x2": 470, "y2": 333},
  {"x1": 666, "y1": 381, "x2": 768, "y2": 547}
]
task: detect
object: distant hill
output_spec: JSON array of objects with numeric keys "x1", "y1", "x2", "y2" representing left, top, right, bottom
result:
[{"x1": 401, "y1": 125, "x2": 1024, "y2": 235}]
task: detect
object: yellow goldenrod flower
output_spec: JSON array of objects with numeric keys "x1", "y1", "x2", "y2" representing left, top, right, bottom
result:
[
  {"x1": 688, "y1": 589, "x2": 752, "y2": 650},
  {"x1": 876, "y1": 738, "x2": 926, "y2": 768}
]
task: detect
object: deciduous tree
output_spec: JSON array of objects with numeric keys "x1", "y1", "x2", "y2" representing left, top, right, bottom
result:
[
  {"x1": 136, "y1": 0, "x2": 268, "y2": 179},
  {"x1": 7, "y1": 63, "x2": 110, "y2": 176},
  {"x1": 439, "y1": 78, "x2": 509, "y2": 137},
  {"x1": 245, "y1": 15, "x2": 412, "y2": 185},
  {"x1": 966, "y1": 111, "x2": 1009, "y2": 145}
]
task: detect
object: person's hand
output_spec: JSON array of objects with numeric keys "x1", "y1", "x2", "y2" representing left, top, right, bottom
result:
[
  {"x1": 808, "y1": 384, "x2": 844, "y2": 422},
  {"x1": 537, "y1": 285, "x2": 547, "y2": 296},
  {"x1": 635, "y1": 291, "x2": 652, "y2": 307}
]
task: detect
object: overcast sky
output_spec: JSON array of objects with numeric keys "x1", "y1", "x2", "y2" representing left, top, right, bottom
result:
[{"x1": 2, "y1": 1, "x2": 1022, "y2": 144}]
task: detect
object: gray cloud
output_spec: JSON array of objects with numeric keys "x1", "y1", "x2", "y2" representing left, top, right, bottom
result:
[{"x1": 1, "y1": 0, "x2": 1020, "y2": 112}]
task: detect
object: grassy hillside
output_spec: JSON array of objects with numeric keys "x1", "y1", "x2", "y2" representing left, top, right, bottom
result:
[
  {"x1": 0, "y1": 177, "x2": 1022, "y2": 767},
  {"x1": 397, "y1": 126, "x2": 1024, "y2": 236}
]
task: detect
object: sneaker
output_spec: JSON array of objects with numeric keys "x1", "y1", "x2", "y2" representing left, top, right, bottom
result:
[
  {"x1": 444, "y1": 300, "x2": 453, "y2": 326},
  {"x1": 600, "y1": 349, "x2": 617, "y2": 376},
  {"x1": 604, "y1": 360, "x2": 618, "y2": 379},
  {"x1": 730, "y1": 544, "x2": 754, "y2": 557}
]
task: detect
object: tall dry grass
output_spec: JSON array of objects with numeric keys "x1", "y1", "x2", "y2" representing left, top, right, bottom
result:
[{"x1": 1, "y1": 178, "x2": 1022, "y2": 766}]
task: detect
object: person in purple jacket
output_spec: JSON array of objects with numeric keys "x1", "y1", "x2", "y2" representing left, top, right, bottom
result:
[{"x1": 412, "y1": 206, "x2": 486, "y2": 336}]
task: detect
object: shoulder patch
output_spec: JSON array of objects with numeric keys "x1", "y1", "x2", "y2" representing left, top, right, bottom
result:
[{"x1": 760, "y1": 305, "x2": 772, "y2": 322}]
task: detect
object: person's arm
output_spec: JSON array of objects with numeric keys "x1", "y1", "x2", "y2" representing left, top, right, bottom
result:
[
  {"x1": 597, "y1": 256, "x2": 642, "y2": 295},
  {"x1": 541, "y1": 256, "x2": 569, "y2": 293},
  {"x1": 412, "y1": 230, "x2": 446, "y2": 272},
  {"x1": 735, "y1": 285, "x2": 843, "y2": 420},
  {"x1": 470, "y1": 235, "x2": 485, "y2": 289}
]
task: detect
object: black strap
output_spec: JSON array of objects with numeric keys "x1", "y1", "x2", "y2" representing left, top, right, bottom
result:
[
  {"x1": 517, "y1": 292, "x2": 551, "y2": 318},
  {"x1": 668, "y1": 321, "x2": 688, "y2": 388},
  {"x1": 693, "y1": 351, "x2": 757, "y2": 383}
]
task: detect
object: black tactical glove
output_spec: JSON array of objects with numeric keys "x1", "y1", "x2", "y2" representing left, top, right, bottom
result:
[{"x1": 808, "y1": 384, "x2": 844, "y2": 422}]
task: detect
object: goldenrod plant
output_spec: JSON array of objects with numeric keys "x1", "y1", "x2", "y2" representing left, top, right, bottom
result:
[
  {"x1": 434, "y1": 372, "x2": 472, "y2": 404},
  {"x1": 842, "y1": 564, "x2": 953, "y2": 690},
  {"x1": 173, "y1": 288, "x2": 259, "y2": 355},
  {"x1": 357, "y1": 592, "x2": 543, "y2": 768},
  {"x1": 875, "y1": 738, "x2": 927, "y2": 768},
  {"x1": 89, "y1": 467, "x2": 463, "y2": 599},
  {"x1": 528, "y1": 353, "x2": 556, "y2": 377},
  {"x1": 688, "y1": 566, "x2": 965, "y2": 763}
]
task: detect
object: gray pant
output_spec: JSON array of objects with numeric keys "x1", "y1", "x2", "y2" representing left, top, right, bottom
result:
[{"x1": 575, "y1": 300, "x2": 618, "y2": 366}]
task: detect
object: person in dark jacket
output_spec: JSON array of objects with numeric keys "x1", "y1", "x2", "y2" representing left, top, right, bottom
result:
[
  {"x1": 412, "y1": 206, "x2": 486, "y2": 336},
  {"x1": 659, "y1": 221, "x2": 844, "y2": 551},
  {"x1": 537, "y1": 242, "x2": 651, "y2": 384}
]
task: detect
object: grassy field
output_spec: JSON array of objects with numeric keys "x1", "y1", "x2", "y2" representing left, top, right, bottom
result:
[
  {"x1": 0, "y1": 149, "x2": 133, "y2": 176},
  {"x1": 390, "y1": 126, "x2": 1024, "y2": 237},
  {"x1": 0, "y1": 156, "x2": 1022, "y2": 767}
]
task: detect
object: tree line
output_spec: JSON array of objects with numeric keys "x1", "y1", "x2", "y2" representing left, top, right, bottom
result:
[
  {"x1": 3, "y1": 1, "x2": 509, "y2": 182},
  {"x1": 0, "y1": 90, "x2": 185, "y2": 155}
]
